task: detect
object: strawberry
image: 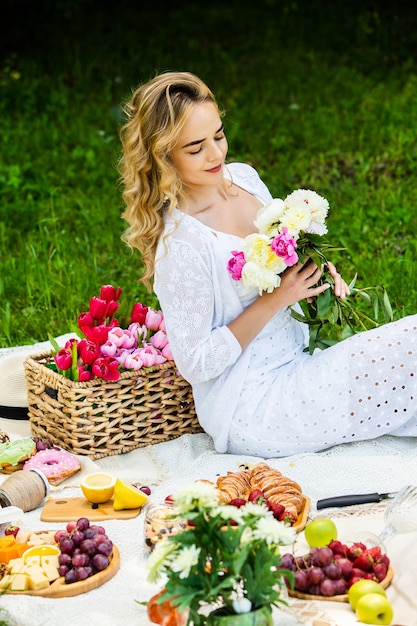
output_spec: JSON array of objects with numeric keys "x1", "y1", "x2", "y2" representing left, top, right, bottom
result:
[
  {"x1": 328, "y1": 540, "x2": 347, "y2": 556},
  {"x1": 279, "y1": 511, "x2": 296, "y2": 525},
  {"x1": 248, "y1": 489, "x2": 265, "y2": 503},
  {"x1": 4, "y1": 525, "x2": 19, "y2": 538},
  {"x1": 350, "y1": 567, "x2": 367, "y2": 580},
  {"x1": 347, "y1": 541, "x2": 367, "y2": 560},
  {"x1": 373, "y1": 562, "x2": 388, "y2": 582},
  {"x1": 352, "y1": 552, "x2": 373, "y2": 572},
  {"x1": 229, "y1": 498, "x2": 247, "y2": 508},
  {"x1": 267, "y1": 501, "x2": 285, "y2": 519},
  {"x1": 367, "y1": 546, "x2": 382, "y2": 560},
  {"x1": 379, "y1": 553, "x2": 390, "y2": 568}
]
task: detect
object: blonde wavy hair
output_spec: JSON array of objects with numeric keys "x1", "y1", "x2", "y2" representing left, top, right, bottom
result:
[{"x1": 119, "y1": 71, "x2": 220, "y2": 289}]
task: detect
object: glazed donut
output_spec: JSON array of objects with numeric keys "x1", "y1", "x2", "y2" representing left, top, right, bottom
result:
[
  {"x1": 0, "y1": 438, "x2": 36, "y2": 473},
  {"x1": 23, "y1": 448, "x2": 81, "y2": 485}
]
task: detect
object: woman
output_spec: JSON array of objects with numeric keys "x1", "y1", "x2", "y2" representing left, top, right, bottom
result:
[{"x1": 120, "y1": 71, "x2": 417, "y2": 457}]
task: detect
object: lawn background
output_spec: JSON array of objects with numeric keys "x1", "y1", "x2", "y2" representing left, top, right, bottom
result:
[{"x1": 1, "y1": 0, "x2": 417, "y2": 347}]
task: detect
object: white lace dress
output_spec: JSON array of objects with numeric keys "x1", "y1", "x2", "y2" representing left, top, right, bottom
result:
[{"x1": 153, "y1": 162, "x2": 417, "y2": 457}]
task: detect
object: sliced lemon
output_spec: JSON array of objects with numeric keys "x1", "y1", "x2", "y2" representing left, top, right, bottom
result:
[
  {"x1": 80, "y1": 472, "x2": 116, "y2": 504},
  {"x1": 112, "y1": 478, "x2": 149, "y2": 511},
  {"x1": 23, "y1": 544, "x2": 60, "y2": 561}
]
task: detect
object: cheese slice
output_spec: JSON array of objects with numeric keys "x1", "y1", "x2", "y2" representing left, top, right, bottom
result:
[{"x1": 9, "y1": 573, "x2": 29, "y2": 592}]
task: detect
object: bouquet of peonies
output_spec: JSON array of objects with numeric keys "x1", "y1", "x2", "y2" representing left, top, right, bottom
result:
[
  {"x1": 49, "y1": 285, "x2": 173, "y2": 382},
  {"x1": 146, "y1": 482, "x2": 296, "y2": 625},
  {"x1": 227, "y1": 189, "x2": 393, "y2": 353}
]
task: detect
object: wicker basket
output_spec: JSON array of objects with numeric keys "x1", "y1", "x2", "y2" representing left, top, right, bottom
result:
[{"x1": 24, "y1": 351, "x2": 202, "y2": 460}]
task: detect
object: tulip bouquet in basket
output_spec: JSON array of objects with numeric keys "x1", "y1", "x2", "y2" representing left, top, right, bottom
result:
[
  {"x1": 227, "y1": 189, "x2": 393, "y2": 353},
  {"x1": 49, "y1": 285, "x2": 174, "y2": 382},
  {"x1": 146, "y1": 482, "x2": 296, "y2": 625}
]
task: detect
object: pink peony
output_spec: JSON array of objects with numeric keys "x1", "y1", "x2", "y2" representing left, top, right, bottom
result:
[
  {"x1": 227, "y1": 250, "x2": 246, "y2": 280},
  {"x1": 270, "y1": 227, "x2": 298, "y2": 266}
]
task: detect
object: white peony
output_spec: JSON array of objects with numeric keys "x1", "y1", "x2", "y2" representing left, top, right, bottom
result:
[
  {"x1": 279, "y1": 204, "x2": 312, "y2": 237},
  {"x1": 284, "y1": 188, "x2": 329, "y2": 225},
  {"x1": 243, "y1": 233, "x2": 287, "y2": 274},
  {"x1": 241, "y1": 262, "x2": 281, "y2": 294},
  {"x1": 254, "y1": 198, "x2": 286, "y2": 235}
]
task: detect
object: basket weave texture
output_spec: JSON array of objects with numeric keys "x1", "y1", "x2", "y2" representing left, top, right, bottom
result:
[{"x1": 24, "y1": 351, "x2": 202, "y2": 460}]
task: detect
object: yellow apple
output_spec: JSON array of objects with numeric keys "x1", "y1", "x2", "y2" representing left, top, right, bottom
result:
[
  {"x1": 355, "y1": 592, "x2": 393, "y2": 625},
  {"x1": 348, "y1": 579, "x2": 387, "y2": 610},
  {"x1": 304, "y1": 518, "x2": 337, "y2": 548}
]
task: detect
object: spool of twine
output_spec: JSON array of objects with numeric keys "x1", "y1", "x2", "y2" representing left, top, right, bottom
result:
[{"x1": 0, "y1": 469, "x2": 49, "y2": 512}]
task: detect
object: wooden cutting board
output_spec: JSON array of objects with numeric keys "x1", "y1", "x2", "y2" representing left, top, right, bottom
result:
[
  {"x1": 41, "y1": 497, "x2": 142, "y2": 522},
  {"x1": 7, "y1": 546, "x2": 120, "y2": 597}
]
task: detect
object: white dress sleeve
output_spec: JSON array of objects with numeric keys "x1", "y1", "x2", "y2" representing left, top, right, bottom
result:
[{"x1": 154, "y1": 216, "x2": 243, "y2": 384}]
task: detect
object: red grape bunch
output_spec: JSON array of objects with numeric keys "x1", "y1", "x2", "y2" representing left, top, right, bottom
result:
[
  {"x1": 280, "y1": 540, "x2": 390, "y2": 597},
  {"x1": 55, "y1": 517, "x2": 113, "y2": 584}
]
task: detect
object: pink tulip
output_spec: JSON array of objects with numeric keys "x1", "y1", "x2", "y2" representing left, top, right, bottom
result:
[
  {"x1": 100, "y1": 285, "x2": 122, "y2": 302},
  {"x1": 54, "y1": 348, "x2": 73, "y2": 371},
  {"x1": 100, "y1": 340, "x2": 118, "y2": 357},
  {"x1": 130, "y1": 302, "x2": 148, "y2": 325},
  {"x1": 150, "y1": 330, "x2": 169, "y2": 350},
  {"x1": 145, "y1": 309, "x2": 164, "y2": 331},
  {"x1": 128, "y1": 323, "x2": 148, "y2": 343},
  {"x1": 123, "y1": 351, "x2": 144, "y2": 370},
  {"x1": 107, "y1": 327, "x2": 126, "y2": 347},
  {"x1": 137, "y1": 345, "x2": 166, "y2": 367},
  {"x1": 162, "y1": 343, "x2": 174, "y2": 361}
]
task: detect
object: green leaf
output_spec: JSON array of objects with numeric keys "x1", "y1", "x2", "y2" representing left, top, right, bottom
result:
[{"x1": 317, "y1": 287, "x2": 334, "y2": 317}]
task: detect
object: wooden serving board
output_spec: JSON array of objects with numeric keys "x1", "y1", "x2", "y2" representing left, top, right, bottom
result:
[
  {"x1": 6, "y1": 546, "x2": 120, "y2": 598},
  {"x1": 292, "y1": 496, "x2": 310, "y2": 532},
  {"x1": 41, "y1": 497, "x2": 142, "y2": 522},
  {"x1": 288, "y1": 565, "x2": 393, "y2": 603}
]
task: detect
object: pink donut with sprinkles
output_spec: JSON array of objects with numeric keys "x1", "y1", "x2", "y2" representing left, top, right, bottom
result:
[{"x1": 24, "y1": 448, "x2": 81, "y2": 483}]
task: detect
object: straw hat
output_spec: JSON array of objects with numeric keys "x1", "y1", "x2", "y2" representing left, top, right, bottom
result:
[{"x1": 0, "y1": 334, "x2": 77, "y2": 419}]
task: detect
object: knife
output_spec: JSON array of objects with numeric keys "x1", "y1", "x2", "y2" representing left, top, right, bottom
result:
[{"x1": 316, "y1": 491, "x2": 397, "y2": 510}]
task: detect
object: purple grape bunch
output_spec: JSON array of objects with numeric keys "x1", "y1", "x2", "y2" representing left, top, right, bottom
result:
[{"x1": 55, "y1": 517, "x2": 113, "y2": 584}]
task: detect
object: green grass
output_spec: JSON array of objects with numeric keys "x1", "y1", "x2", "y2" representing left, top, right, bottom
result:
[{"x1": 1, "y1": 0, "x2": 417, "y2": 347}]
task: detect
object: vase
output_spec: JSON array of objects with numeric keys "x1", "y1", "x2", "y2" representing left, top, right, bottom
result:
[{"x1": 206, "y1": 605, "x2": 273, "y2": 626}]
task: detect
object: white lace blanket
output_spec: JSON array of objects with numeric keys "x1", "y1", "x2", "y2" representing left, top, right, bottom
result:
[{"x1": 0, "y1": 421, "x2": 416, "y2": 626}]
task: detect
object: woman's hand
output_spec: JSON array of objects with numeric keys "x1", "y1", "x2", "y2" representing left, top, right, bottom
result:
[
  {"x1": 326, "y1": 261, "x2": 350, "y2": 299},
  {"x1": 276, "y1": 261, "x2": 331, "y2": 308}
]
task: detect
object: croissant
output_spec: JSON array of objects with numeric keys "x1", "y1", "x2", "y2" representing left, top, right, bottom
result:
[
  {"x1": 215, "y1": 462, "x2": 304, "y2": 517},
  {"x1": 216, "y1": 468, "x2": 251, "y2": 502}
]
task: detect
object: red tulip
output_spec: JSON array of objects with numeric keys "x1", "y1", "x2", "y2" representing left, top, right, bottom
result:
[
  {"x1": 130, "y1": 302, "x2": 148, "y2": 325},
  {"x1": 78, "y1": 366, "x2": 93, "y2": 382},
  {"x1": 82, "y1": 324, "x2": 110, "y2": 345},
  {"x1": 54, "y1": 348, "x2": 73, "y2": 371},
  {"x1": 105, "y1": 300, "x2": 120, "y2": 318},
  {"x1": 78, "y1": 340, "x2": 100, "y2": 365},
  {"x1": 99, "y1": 285, "x2": 122, "y2": 302},
  {"x1": 92, "y1": 357, "x2": 120, "y2": 381},
  {"x1": 78, "y1": 311, "x2": 94, "y2": 330},
  {"x1": 89, "y1": 296, "x2": 107, "y2": 321}
]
